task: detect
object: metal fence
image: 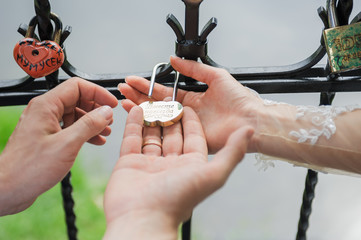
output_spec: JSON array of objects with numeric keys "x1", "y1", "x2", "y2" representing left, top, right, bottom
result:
[{"x1": 1, "y1": 0, "x2": 361, "y2": 239}]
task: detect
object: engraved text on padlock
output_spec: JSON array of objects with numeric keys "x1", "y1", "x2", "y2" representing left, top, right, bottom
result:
[
  {"x1": 140, "y1": 101, "x2": 184, "y2": 127},
  {"x1": 141, "y1": 63, "x2": 183, "y2": 127}
]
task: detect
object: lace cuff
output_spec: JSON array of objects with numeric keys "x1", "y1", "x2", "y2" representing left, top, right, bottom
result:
[
  {"x1": 289, "y1": 105, "x2": 361, "y2": 145},
  {"x1": 248, "y1": 87, "x2": 361, "y2": 174}
]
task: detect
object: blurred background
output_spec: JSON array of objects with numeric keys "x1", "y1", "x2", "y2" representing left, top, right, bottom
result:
[{"x1": 1, "y1": 0, "x2": 361, "y2": 239}]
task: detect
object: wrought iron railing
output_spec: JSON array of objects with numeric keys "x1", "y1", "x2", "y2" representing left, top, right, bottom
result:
[{"x1": 1, "y1": 0, "x2": 361, "y2": 239}]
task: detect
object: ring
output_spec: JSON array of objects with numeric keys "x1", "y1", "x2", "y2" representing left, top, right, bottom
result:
[{"x1": 142, "y1": 139, "x2": 162, "y2": 148}]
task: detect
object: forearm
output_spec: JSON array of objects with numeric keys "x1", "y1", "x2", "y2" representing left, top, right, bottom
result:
[
  {"x1": 0, "y1": 153, "x2": 35, "y2": 216},
  {"x1": 252, "y1": 101, "x2": 361, "y2": 174},
  {"x1": 103, "y1": 210, "x2": 179, "y2": 240}
]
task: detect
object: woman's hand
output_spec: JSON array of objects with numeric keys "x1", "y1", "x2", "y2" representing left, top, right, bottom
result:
[{"x1": 119, "y1": 56, "x2": 263, "y2": 153}]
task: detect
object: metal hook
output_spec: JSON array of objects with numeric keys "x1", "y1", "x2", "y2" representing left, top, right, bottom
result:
[{"x1": 148, "y1": 63, "x2": 180, "y2": 101}]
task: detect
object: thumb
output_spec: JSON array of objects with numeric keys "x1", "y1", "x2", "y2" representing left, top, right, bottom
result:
[
  {"x1": 208, "y1": 127, "x2": 254, "y2": 187},
  {"x1": 59, "y1": 105, "x2": 114, "y2": 149}
]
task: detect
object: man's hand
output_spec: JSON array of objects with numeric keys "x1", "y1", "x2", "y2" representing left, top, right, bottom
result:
[
  {"x1": 0, "y1": 77, "x2": 118, "y2": 216},
  {"x1": 103, "y1": 106, "x2": 253, "y2": 239}
]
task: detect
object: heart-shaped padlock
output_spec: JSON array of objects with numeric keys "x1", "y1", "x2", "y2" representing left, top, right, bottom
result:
[
  {"x1": 140, "y1": 63, "x2": 184, "y2": 127},
  {"x1": 13, "y1": 38, "x2": 64, "y2": 78},
  {"x1": 13, "y1": 15, "x2": 64, "y2": 78}
]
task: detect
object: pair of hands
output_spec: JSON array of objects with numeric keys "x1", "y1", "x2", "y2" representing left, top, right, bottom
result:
[
  {"x1": 104, "y1": 57, "x2": 256, "y2": 238},
  {"x1": 0, "y1": 57, "x2": 255, "y2": 239}
]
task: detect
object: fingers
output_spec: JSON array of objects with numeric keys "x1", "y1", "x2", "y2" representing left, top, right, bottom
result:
[
  {"x1": 142, "y1": 126, "x2": 162, "y2": 156},
  {"x1": 61, "y1": 106, "x2": 112, "y2": 146},
  {"x1": 119, "y1": 79, "x2": 152, "y2": 105},
  {"x1": 42, "y1": 77, "x2": 118, "y2": 119},
  {"x1": 62, "y1": 105, "x2": 106, "y2": 128},
  {"x1": 58, "y1": 105, "x2": 114, "y2": 149},
  {"x1": 162, "y1": 121, "x2": 183, "y2": 156},
  {"x1": 86, "y1": 125, "x2": 112, "y2": 145},
  {"x1": 182, "y1": 107, "x2": 207, "y2": 156},
  {"x1": 120, "y1": 99, "x2": 138, "y2": 113},
  {"x1": 209, "y1": 127, "x2": 254, "y2": 185},
  {"x1": 122, "y1": 95, "x2": 184, "y2": 156},
  {"x1": 119, "y1": 106, "x2": 144, "y2": 156},
  {"x1": 87, "y1": 135, "x2": 107, "y2": 146},
  {"x1": 170, "y1": 56, "x2": 229, "y2": 87},
  {"x1": 160, "y1": 96, "x2": 184, "y2": 156}
]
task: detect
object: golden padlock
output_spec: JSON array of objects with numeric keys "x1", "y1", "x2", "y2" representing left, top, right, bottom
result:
[
  {"x1": 323, "y1": 0, "x2": 361, "y2": 73},
  {"x1": 139, "y1": 63, "x2": 184, "y2": 127}
]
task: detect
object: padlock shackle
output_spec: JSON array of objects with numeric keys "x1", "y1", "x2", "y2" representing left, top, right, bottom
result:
[
  {"x1": 172, "y1": 71, "x2": 180, "y2": 101},
  {"x1": 148, "y1": 63, "x2": 180, "y2": 101},
  {"x1": 25, "y1": 16, "x2": 38, "y2": 38},
  {"x1": 326, "y1": 0, "x2": 339, "y2": 28},
  {"x1": 24, "y1": 12, "x2": 63, "y2": 44},
  {"x1": 49, "y1": 13, "x2": 63, "y2": 44}
]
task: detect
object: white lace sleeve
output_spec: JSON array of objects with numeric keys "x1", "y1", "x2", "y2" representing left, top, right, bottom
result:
[
  {"x1": 289, "y1": 105, "x2": 361, "y2": 145},
  {"x1": 247, "y1": 87, "x2": 361, "y2": 175}
]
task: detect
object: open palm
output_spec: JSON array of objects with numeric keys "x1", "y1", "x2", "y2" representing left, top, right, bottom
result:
[{"x1": 104, "y1": 106, "x2": 253, "y2": 226}]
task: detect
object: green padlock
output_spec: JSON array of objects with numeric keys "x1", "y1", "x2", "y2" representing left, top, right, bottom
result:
[{"x1": 323, "y1": 0, "x2": 361, "y2": 73}]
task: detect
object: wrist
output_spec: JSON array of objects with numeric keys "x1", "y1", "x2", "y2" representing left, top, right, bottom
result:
[
  {"x1": 236, "y1": 102, "x2": 265, "y2": 153},
  {"x1": 251, "y1": 102, "x2": 297, "y2": 154},
  {"x1": 103, "y1": 210, "x2": 179, "y2": 240}
]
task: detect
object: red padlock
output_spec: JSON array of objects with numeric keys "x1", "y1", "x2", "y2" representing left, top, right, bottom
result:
[{"x1": 13, "y1": 14, "x2": 64, "y2": 78}]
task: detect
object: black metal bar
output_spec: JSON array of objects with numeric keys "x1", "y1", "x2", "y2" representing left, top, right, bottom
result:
[
  {"x1": 296, "y1": 3, "x2": 356, "y2": 236},
  {"x1": 2, "y1": 72, "x2": 361, "y2": 106},
  {"x1": 182, "y1": 218, "x2": 191, "y2": 240},
  {"x1": 296, "y1": 77, "x2": 336, "y2": 240},
  {"x1": 32, "y1": 2, "x2": 78, "y2": 239},
  {"x1": 227, "y1": 46, "x2": 327, "y2": 79},
  {"x1": 296, "y1": 170, "x2": 318, "y2": 240},
  {"x1": 6, "y1": 41, "x2": 328, "y2": 91},
  {"x1": 183, "y1": 0, "x2": 202, "y2": 41},
  {"x1": 34, "y1": 0, "x2": 53, "y2": 40},
  {"x1": 337, "y1": 0, "x2": 353, "y2": 26},
  {"x1": 165, "y1": 0, "x2": 217, "y2": 69},
  {"x1": 61, "y1": 172, "x2": 78, "y2": 240}
]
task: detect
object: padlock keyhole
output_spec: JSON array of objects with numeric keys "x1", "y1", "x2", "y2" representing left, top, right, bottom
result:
[{"x1": 32, "y1": 49, "x2": 39, "y2": 56}]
